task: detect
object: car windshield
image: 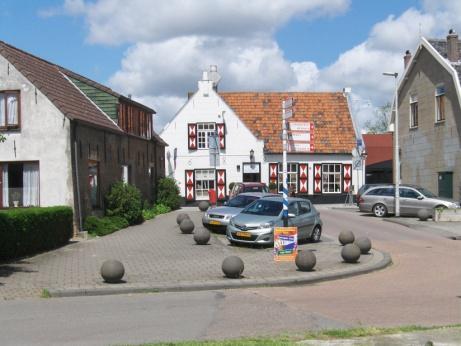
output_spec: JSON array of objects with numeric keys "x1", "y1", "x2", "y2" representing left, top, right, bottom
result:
[
  {"x1": 416, "y1": 187, "x2": 437, "y2": 198},
  {"x1": 242, "y1": 199, "x2": 282, "y2": 216},
  {"x1": 227, "y1": 195, "x2": 259, "y2": 208}
]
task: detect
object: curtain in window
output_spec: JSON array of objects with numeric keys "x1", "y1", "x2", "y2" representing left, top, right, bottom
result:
[
  {"x1": 7, "y1": 94, "x2": 18, "y2": 126},
  {"x1": 2, "y1": 164, "x2": 8, "y2": 207},
  {"x1": 23, "y1": 163, "x2": 39, "y2": 207},
  {"x1": 0, "y1": 94, "x2": 5, "y2": 127}
]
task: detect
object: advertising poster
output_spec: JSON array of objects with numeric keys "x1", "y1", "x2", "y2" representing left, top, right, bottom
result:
[{"x1": 274, "y1": 227, "x2": 298, "y2": 262}]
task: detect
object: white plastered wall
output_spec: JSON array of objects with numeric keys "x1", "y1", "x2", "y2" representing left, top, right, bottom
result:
[{"x1": 0, "y1": 54, "x2": 74, "y2": 207}]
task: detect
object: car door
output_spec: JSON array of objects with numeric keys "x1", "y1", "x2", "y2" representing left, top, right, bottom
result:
[
  {"x1": 399, "y1": 187, "x2": 422, "y2": 215},
  {"x1": 297, "y1": 200, "x2": 315, "y2": 240},
  {"x1": 287, "y1": 201, "x2": 302, "y2": 236}
]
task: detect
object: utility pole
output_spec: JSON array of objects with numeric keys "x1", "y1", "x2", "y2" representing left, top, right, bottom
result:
[{"x1": 282, "y1": 97, "x2": 293, "y2": 227}]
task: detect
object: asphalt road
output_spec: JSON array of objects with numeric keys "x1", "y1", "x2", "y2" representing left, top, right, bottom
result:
[{"x1": 0, "y1": 208, "x2": 459, "y2": 345}]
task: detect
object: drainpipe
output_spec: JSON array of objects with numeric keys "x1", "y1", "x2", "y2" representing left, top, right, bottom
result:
[{"x1": 72, "y1": 122, "x2": 83, "y2": 232}]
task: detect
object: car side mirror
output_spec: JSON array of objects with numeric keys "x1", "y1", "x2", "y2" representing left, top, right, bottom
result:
[
  {"x1": 288, "y1": 213, "x2": 296, "y2": 218},
  {"x1": 417, "y1": 196, "x2": 424, "y2": 200}
]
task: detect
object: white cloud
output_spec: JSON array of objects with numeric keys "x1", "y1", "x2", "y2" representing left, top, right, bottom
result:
[{"x1": 45, "y1": 0, "x2": 461, "y2": 133}]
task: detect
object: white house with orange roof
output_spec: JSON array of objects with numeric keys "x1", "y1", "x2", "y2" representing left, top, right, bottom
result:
[{"x1": 161, "y1": 66, "x2": 361, "y2": 204}]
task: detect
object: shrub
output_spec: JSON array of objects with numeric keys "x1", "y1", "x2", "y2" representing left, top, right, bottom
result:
[
  {"x1": 229, "y1": 182, "x2": 235, "y2": 191},
  {"x1": 142, "y1": 203, "x2": 171, "y2": 220},
  {"x1": 0, "y1": 207, "x2": 73, "y2": 261},
  {"x1": 83, "y1": 216, "x2": 129, "y2": 237},
  {"x1": 105, "y1": 181, "x2": 143, "y2": 225},
  {"x1": 156, "y1": 177, "x2": 181, "y2": 210}
]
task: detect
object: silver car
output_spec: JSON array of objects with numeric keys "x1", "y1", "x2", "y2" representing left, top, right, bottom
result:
[
  {"x1": 358, "y1": 184, "x2": 460, "y2": 217},
  {"x1": 202, "y1": 192, "x2": 276, "y2": 231},
  {"x1": 226, "y1": 197, "x2": 323, "y2": 245}
]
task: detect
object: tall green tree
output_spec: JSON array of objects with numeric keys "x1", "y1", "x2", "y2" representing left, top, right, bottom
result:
[{"x1": 364, "y1": 103, "x2": 391, "y2": 134}]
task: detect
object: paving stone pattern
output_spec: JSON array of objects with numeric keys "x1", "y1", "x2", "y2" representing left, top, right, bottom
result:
[{"x1": 0, "y1": 210, "x2": 378, "y2": 300}]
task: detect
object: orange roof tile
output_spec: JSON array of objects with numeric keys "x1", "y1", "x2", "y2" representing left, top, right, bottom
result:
[{"x1": 219, "y1": 92, "x2": 356, "y2": 154}]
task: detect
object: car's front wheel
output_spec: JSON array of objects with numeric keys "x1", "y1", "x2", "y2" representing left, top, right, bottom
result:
[
  {"x1": 373, "y1": 203, "x2": 388, "y2": 217},
  {"x1": 310, "y1": 225, "x2": 322, "y2": 242}
]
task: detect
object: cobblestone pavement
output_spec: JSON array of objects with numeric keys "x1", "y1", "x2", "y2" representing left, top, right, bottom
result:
[{"x1": 0, "y1": 209, "x2": 387, "y2": 300}]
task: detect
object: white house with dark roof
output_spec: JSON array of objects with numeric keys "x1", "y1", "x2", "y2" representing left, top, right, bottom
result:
[
  {"x1": 0, "y1": 41, "x2": 166, "y2": 231},
  {"x1": 394, "y1": 29, "x2": 461, "y2": 201},
  {"x1": 161, "y1": 66, "x2": 362, "y2": 204}
]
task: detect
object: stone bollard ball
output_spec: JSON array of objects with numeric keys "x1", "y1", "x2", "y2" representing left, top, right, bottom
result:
[
  {"x1": 341, "y1": 243, "x2": 361, "y2": 263},
  {"x1": 198, "y1": 201, "x2": 210, "y2": 212},
  {"x1": 222, "y1": 256, "x2": 244, "y2": 279},
  {"x1": 194, "y1": 228, "x2": 211, "y2": 245},
  {"x1": 295, "y1": 250, "x2": 316, "y2": 271},
  {"x1": 338, "y1": 230, "x2": 355, "y2": 245},
  {"x1": 354, "y1": 237, "x2": 372, "y2": 254},
  {"x1": 176, "y1": 213, "x2": 190, "y2": 225},
  {"x1": 101, "y1": 259, "x2": 125, "y2": 283},
  {"x1": 180, "y1": 219, "x2": 195, "y2": 234},
  {"x1": 417, "y1": 209, "x2": 430, "y2": 221}
]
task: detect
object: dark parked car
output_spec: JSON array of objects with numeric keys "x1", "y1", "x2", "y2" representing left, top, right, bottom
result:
[
  {"x1": 228, "y1": 182, "x2": 268, "y2": 199},
  {"x1": 226, "y1": 196, "x2": 322, "y2": 245}
]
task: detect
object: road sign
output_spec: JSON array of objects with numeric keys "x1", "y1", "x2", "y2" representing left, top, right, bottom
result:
[
  {"x1": 282, "y1": 98, "x2": 293, "y2": 109},
  {"x1": 287, "y1": 141, "x2": 314, "y2": 152},
  {"x1": 288, "y1": 132, "x2": 314, "y2": 142},
  {"x1": 283, "y1": 108, "x2": 293, "y2": 119},
  {"x1": 289, "y1": 122, "x2": 311, "y2": 131},
  {"x1": 353, "y1": 158, "x2": 362, "y2": 170}
]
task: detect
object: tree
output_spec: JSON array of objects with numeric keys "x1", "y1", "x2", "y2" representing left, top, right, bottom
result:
[
  {"x1": 364, "y1": 103, "x2": 391, "y2": 134},
  {"x1": 0, "y1": 133, "x2": 5, "y2": 143}
]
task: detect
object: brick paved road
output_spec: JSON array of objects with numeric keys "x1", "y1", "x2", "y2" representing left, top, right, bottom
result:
[{"x1": 0, "y1": 210, "x2": 381, "y2": 300}]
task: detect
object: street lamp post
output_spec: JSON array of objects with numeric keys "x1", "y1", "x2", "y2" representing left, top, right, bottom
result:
[{"x1": 383, "y1": 72, "x2": 400, "y2": 217}]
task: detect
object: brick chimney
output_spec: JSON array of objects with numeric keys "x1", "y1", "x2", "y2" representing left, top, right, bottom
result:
[
  {"x1": 447, "y1": 29, "x2": 459, "y2": 62},
  {"x1": 403, "y1": 50, "x2": 412, "y2": 69}
]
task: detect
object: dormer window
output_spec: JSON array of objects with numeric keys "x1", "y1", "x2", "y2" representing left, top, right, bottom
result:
[
  {"x1": 0, "y1": 91, "x2": 20, "y2": 129},
  {"x1": 435, "y1": 85, "x2": 445, "y2": 122},
  {"x1": 409, "y1": 94, "x2": 418, "y2": 128}
]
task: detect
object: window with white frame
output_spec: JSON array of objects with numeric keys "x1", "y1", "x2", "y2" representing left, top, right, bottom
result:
[
  {"x1": 1, "y1": 162, "x2": 39, "y2": 208},
  {"x1": 322, "y1": 164, "x2": 341, "y2": 193},
  {"x1": 410, "y1": 94, "x2": 418, "y2": 128},
  {"x1": 0, "y1": 91, "x2": 20, "y2": 129},
  {"x1": 278, "y1": 163, "x2": 298, "y2": 193},
  {"x1": 197, "y1": 123, "x2": 216, "y2": 149},
  {"x1": 435, "y1": 85, "x2": 445, "y2": 122},
  {"x1": 195, "y1": 169, "x2": 215, "y2": 199}
]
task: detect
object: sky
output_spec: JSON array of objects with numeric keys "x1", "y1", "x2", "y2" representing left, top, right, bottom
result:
[{"x1": 1, "y1": 0, "x2": 461, "y2": 133}]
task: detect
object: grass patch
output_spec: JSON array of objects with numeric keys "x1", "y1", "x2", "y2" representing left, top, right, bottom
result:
[
  {"x1": 40, "y1": 289, "x2": 51, "y2": 298},
  {"x1": 131, "y1": 324, "x2": 461, "y2": 346}
]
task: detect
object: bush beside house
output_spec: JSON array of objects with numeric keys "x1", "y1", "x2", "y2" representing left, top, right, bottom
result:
[
  {"x1": 156, "y1": 177, "x2": 181, "y2": 210},
  {"x1": 105, "y1": 181, "x2": 143, "y2": 225},
  {"x1": 0, "y1": 207, "x2": 73, "y2": 261}
]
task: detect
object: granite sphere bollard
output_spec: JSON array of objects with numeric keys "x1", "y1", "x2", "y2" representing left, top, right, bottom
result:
[
  {"x1": 101, "y1": 259, "x2": 125, "y2": 283},
  {"x1": 198, "y1": 200, "x2": 210, "y2": 212},
  {"x1": 194, "y1": 228, "x2": 211, "y2": 245},
  {"x1": 179, "y1": 218, "x2": 195, "y2": 234},
  {"x1": 341, "y1": 243, "x2": 361, "y2": 263},
  {"x1": 338, "y1": 230, "x2": 355, "y2": 245},
  {"x1": 417, "y1": 209, "x2": 430, "y2": 221},
  {"x1": 354, "y1": 237, "x2": 372, "y2": 254},
  {"x1": 222, "y1": 256, "x2": 244, "y2": 278},
  {"x1": 295, "y1": 250, "x2": 317, "y2": 271},
  {"x1": 176, "y1": 213, "x2": 190, "y2": 225}
]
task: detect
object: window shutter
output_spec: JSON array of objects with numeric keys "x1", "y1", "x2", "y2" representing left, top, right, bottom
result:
[
  {"x1": 185, "y1": 170, "x2": 195, "y2": 201},
  {"x1": 343, "y1": 164, "x2": 352, "y2": 193},
  {"x1": 313, "y1": 164, "x2": 322, "y2": 194},
  {"x1": 298, "y1": 163, "x2": 308, "y2": 194},
  {"x1": 269, "y1": 163, "x2": 278, "y2": 186},
  {"x1": 188, "y1": 123, "x2": 197, "y2": 150},
  {"x1": 216, "y1": 169, "x2": 226, "y2": 200},
  {"x1": 217, "y1": 123, "x2": 225, "y2": 149}
]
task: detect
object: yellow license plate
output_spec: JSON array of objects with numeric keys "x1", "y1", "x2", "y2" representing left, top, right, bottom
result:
[
  {"x1": 209, "y1": 220, "x2": 221, "y2": 225},
  {"x1": 236, "y1": 231, "x2": 251, "y2": 238}
]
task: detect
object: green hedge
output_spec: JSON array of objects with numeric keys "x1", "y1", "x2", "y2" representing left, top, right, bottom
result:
[
  {"x1": 0, "y1": 206, "x2": 73, "y2": 261},
  {"x1": 83, "y1": 216, "x2": 129, "y2": 237}
]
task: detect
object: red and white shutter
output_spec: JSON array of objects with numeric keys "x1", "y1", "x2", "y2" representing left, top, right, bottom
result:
[
  {"x1": 313, "y1": 164, "x2": 322, "y2": 194},
  {"x1": 269, "y1": 163, "x2": 278, "y2": 185},
  {"x1": 343, "y1": 164, "x2": 352, "y2": 193},
  {"x1": 216, "y1": 169, "x2": 226, "y2": 200},
  {"x1": 185, "y1": 170, "x2": 195, "y2": 201},
  {"x1": 216, "y1": 123, "x2": 226, "y2": 149},
  {"x1": 298, "y1": 163, "x2": 308, "y2": 193},
  {"x1": 188, "y1": 123, "x2": 197, "y2": 150}
]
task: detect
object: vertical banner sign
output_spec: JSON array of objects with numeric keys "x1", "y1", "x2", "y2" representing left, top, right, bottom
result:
[{"x1": 274, "y1": 227, "x2": 298, "y2": 262}]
